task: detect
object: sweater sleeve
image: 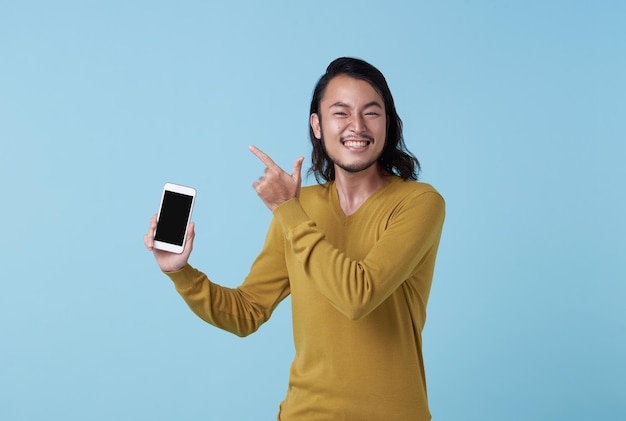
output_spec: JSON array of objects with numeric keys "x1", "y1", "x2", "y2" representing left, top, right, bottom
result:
[
  {"x1": 273, "y1": 191, "x2": 445, "y2": 320},
  {"x1": 165, "y1": 218, "x2": 291, "y2": 337}
]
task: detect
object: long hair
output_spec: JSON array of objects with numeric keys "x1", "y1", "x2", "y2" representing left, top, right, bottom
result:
[{"x1": 308, "y1": 57, "x2": 420, "y2": 183}]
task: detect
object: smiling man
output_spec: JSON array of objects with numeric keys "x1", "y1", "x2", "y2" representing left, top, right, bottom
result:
[
  {"x1": 145, "y1": 57, "x2": 445, "y2": 420},
  {"x1": 311, "y1": 74, "x2": 386, "y2": 177}
]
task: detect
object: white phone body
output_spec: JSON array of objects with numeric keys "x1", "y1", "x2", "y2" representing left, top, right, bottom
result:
[{"x1": 153, "y1": 182, "x2": 196, "y2": 254}]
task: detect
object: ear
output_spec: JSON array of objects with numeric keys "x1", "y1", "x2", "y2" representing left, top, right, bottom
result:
[{"x1": 310, "y1": 113, "x2": 322, "y2": 139}]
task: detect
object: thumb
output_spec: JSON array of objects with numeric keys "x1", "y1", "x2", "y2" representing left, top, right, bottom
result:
[
  {"x1": 292, "y1": 156, "x2": 304, "y2": 177},
  {"x1": 183, "y1": 222, "x2": 195, "y2": 254},
  {"x1": 292, "y1": 157, "x2": 304, "y2": 196}
]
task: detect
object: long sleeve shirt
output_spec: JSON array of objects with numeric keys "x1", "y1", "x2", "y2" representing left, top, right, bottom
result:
[{"x1": 166, "y1": 176, "x2": 445, "y2": 420}]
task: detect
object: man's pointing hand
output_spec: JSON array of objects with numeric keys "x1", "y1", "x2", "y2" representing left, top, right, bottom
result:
[{"x1": 249, "y1": 145, "x2": 304, "y2": 211}]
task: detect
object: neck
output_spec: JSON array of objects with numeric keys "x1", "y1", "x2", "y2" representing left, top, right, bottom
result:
[{"x1": 334, "y1": 164, "x2": 389, "y2": 216}]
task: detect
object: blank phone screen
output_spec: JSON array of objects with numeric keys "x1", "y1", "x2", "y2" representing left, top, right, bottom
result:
[{"x1": 154, "y1": 191, "x2": 194, "y2": 246}]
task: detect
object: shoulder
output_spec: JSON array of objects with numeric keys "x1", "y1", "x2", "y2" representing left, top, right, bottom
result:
[
  {"x1": 301, "y1": 182, "x2": 330, "y2": 194},
  {"x1": 388, "y1": 177, "x2": 444, "y2": 202},
  {"x1": 299, "y1": 182, "x2": 331, "y2": 203},
  {"x1": 382, "y1": 178, "x2": 445, "y2": 227},
  {"x1": 383, "y1": 178, "x2": 446, "y2": 223}
]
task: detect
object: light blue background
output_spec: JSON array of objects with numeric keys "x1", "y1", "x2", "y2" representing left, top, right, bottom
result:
[{"x1": 1, "y1": 1, "x2": 624, "y2": 420}]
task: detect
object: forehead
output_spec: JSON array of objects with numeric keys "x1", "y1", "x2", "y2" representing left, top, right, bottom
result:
[{"x1": 320, "y1": 75, "x2": 384, "y2": 107}]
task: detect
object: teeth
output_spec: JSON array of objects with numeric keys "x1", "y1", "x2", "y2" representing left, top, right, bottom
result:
[{"x1": 344, "y1": 140, "x2": 369, "y2": 148}]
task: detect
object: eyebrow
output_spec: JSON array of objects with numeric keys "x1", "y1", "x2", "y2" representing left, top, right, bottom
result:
[{"x1": 329, "y1": 101, "x2": 384, "y2": 109}]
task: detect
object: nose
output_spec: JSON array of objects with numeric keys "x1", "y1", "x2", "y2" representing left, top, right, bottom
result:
[{"x1": 348, "y1": 114, "x2": 366, "y2": 133}]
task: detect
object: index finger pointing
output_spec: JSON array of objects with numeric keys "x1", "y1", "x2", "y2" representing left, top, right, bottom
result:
[{"x1": 249, "y1": 145, "x2": 279, "y2": 169}]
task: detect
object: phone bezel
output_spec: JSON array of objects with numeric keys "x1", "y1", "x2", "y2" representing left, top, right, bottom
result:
[{"x1": 153, "y1": 182, "x2": 196, "y2": 254}]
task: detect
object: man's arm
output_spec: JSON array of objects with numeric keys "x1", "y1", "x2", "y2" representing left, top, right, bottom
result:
[
  {"x1": 273, "y1": 190, "x2": 445, "y2": 320},
  {"x1": 145, "y1": 193, "x2": 290, "y2": 337},
  {"x1": 164, "y1": 217, "x2": 291, "y2": 337}
]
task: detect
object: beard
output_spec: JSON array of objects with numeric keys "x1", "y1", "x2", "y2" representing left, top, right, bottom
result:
[{"x1": 333, "y1": 153, "x2": 379, "y2": 173}]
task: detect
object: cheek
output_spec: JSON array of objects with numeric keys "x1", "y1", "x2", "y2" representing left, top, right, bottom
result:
[
  {"x1": 321, "y1": 121, "x2": 342, "y2": 136},
  {"x1": 377, "y1": 123, "x2": 388, "y2": 139}
]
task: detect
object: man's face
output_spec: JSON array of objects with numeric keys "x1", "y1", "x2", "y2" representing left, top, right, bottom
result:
[{"x1": 310, "y1": 75, "x2": 387, "y2": 175}]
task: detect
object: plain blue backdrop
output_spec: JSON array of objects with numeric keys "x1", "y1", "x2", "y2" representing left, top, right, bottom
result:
[{"x1": 1, "y1": 1, "x2": 624, "y2": 420}]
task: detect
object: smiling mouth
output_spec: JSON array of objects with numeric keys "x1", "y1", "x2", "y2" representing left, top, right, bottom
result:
[
  {"x1": 342, "y1": 139, "x2": 371, "y2": 148},
  {"x1": 341, "y1": 135, "x2": 374, "y2": 148}
]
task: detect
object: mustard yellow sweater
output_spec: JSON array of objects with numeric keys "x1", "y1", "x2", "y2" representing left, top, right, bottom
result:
[{"x1": 166, "y1": 176, "x2": 445, "y2": 420}]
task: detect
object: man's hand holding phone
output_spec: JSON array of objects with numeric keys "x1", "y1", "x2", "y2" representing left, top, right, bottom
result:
[
  {"x1": 144, "y1": 214, "x2": 195, "y2": 272},
  {"x1": 144, "y1": 182, "x2": 197, "y2": 272}
]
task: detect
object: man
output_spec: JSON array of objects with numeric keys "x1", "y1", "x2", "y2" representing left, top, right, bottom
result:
[{"x1": 145, "y1": 57, "x2": 445, "y2": 420}]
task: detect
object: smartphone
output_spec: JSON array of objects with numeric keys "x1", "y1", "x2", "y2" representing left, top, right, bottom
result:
[{"x1": 153, "y1": 182, "x2": 196, "y2": 254}]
